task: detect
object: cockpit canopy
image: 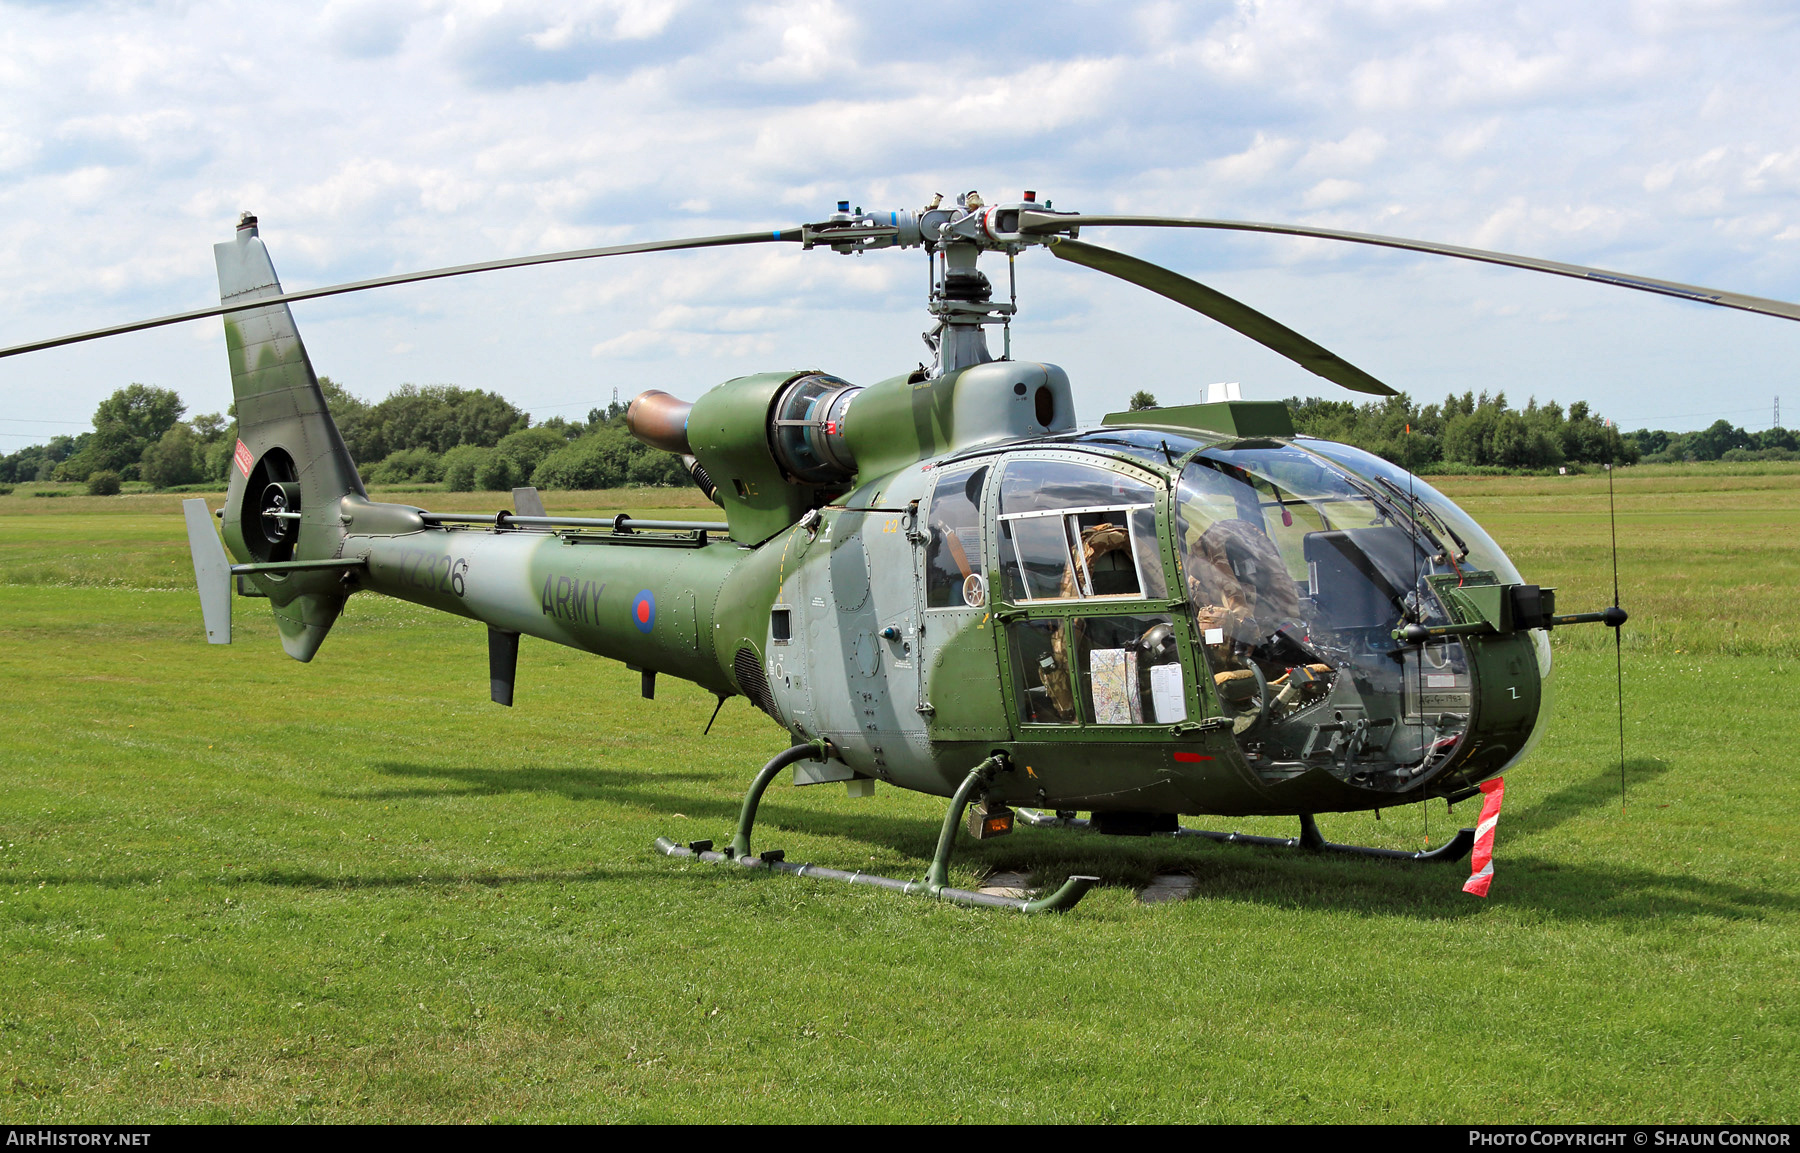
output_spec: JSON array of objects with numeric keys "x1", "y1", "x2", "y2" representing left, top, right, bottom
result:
[{"x1": 922, "y1": 433, "x2": 1539, "y2": 793}]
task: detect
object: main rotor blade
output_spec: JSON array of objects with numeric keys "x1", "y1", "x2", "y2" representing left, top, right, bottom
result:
[
  {"x1": 1021, "y1": 212, "x2": 1800, "y2": 325},
  {"x1": 0, "y1": 228, "x2": 804, "y2": 360},
  {"x1": 1048, "y1": 237, "x2": 1397, "y2": 397}
]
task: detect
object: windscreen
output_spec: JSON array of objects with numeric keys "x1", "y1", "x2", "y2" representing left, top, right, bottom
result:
[{"x1": 1175, "y1": 444, "x2": 1477, "y2": 790}]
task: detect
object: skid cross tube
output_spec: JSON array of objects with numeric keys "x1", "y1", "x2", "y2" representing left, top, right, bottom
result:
[{"x1": 1017, "y1": 809, "x2": 1476, "y2": 864}]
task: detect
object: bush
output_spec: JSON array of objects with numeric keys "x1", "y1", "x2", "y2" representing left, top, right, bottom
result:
[
  {"x1": 140, "y1": 424, "x2": 207, "y2": 489},
  {"x1": 365, "y1": 447, "x2": 443, "y2": 485},
  {"x1": 474, "y1": 453, "x2": 517, "y2": 492},
  {"x1": 441, "y1": 444, "x2": 492, "y2": 492},
  {"x1": 86, "y1": 470, "x2": 122, "y2": 496},
  {"x1": 627, "y1": 449, "x2": 687, "y2": 486},
  {"x1": 205, "y1": 434, "x2": 241, "y2": 483},
  {"x1": 495, "y1": 426, "x2": 571, "y2": 480},
  {"x1": 531, "y1": 430, "x2": 634, "y2": 490}
]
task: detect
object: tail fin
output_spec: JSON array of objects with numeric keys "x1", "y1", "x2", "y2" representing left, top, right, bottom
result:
[
  {"x1": 182, "y1": 497, "x2": 233, "y2": 644},
  {"x1": 215, "y1": 214, "x2": 364, "y2": 661}
]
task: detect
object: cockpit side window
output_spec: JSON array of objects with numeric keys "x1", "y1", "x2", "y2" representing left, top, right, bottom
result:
[
  {"x1": 996, "y1": 459, "x2": 1166, "y2": 603},
  {"x1": 924, "y1": 464, "x2": 988, "y2": 609}
]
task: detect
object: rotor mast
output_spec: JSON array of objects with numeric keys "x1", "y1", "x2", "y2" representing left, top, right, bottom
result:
[
  {"x1": 924, "y1": 192, "x2": 1019, "y2": 375},
  {"x1": 803, "y1": 190, "x2": 1052, "y2": 378},
  {"x1": 926, "y1": 237, "x2": 1001, "y2": 374}
]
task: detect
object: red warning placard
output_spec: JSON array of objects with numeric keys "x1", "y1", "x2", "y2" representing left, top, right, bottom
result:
[{"x1": 233, "y1": 439, "x2": 253, "y2": 478}]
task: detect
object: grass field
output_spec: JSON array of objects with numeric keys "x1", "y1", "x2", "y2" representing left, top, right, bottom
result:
[{"x1": 0, "y1": 471, "x2": 1794, "y2": 1122}]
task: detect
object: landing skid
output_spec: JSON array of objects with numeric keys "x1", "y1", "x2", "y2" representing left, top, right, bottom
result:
[
  {"x1": 655, "y1": 748, "x2": 1097, "y2": 914},
  {"x1": 1016, "y1": 809, "x2": 1476, "y2": 864}
]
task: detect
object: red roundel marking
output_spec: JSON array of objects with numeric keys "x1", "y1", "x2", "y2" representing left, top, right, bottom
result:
[
  {"x1": 630, "y1": 589, "x2": 656, "y2": 633},
  {"x1": 1173, "y1": 752, "x2": 1214, "y2": 763}
]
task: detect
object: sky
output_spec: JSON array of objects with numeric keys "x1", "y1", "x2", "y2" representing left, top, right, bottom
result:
[{"x1": 3, "y1": 0, "x2": 1799, "y2": 449}]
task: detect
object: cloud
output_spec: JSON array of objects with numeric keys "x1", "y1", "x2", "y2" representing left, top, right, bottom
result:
[
  {"x1": 438, "y1": 0, "x2": 706, "y2": 87},
  {"x1": 321, "y1": 0, "x2": 425, "y2": 58},
  {"x1": 3, "y1": 0, "x2": 1800, "y2": 433}
]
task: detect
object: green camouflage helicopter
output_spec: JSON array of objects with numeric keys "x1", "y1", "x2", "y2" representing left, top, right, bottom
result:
[{"x1": 14, "y1": 192, "x2": 1799, "y2": 912}]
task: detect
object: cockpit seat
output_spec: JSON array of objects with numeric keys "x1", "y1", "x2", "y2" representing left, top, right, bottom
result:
[
  {"x1": 1214, "y1": 667, "x2": 1258, "y2": 705},
  {"x1": 1060, "y1": 522, "x2": 1134, "y2": 598},
  {"x1": 1187, "y1": 518, "x2": 1301, "y2": 622}
]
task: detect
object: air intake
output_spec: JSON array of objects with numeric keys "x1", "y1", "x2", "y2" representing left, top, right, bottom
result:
[{"x1": 733, "y1": 647, "x2": 780, "y2": 720}]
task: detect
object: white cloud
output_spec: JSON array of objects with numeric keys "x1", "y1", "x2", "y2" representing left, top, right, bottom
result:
[
  {"x1": 1299, "y1": 129, "x2": 1387, "y2": 173},
  {"x1": 1, "y1": 0, "x2": 1799, "y2": 433},
  {"x1": 321, "y1": 0, "x2": 425, "y2": 58},
  {"x1": 1303, "y1": 178, "x2": 1363, "y2": 208},
  {"x1": 1207, "y1": 132, "x2": 1300, "y2": 188}
]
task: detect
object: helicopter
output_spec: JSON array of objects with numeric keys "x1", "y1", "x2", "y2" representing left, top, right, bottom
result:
[{"x1": 11, "y1": 191, "x2": 1799, "y2": 913}]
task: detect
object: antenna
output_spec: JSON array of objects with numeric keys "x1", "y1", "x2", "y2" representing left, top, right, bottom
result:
[
  {"x1": 1406, "y1": 423, "x2": 1428, "y2": 849},
  {"x1": 1608, "y1": 463, "x2": 1627, "y2": 812},
  {"x1": 1776, "y1": 396, "x2": 1781, "y2": 428}
]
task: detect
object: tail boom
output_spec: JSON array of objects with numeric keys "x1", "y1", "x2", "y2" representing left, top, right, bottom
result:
[{"x1": 351, "y1": 524, "x2": 772, "y2": 702}]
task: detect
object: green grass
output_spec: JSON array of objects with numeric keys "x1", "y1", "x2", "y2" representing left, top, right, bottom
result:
[
  {"x1": 1433, "y1": 469, "x2": 1800, "y2": 658},
  {"x1": 0, "y1": 478, "x2": 1794, "y2": 1122}
]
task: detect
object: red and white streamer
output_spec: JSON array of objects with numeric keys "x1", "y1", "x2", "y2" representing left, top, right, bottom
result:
[{"x1": 1462, "y1": 777, "x2": 1506, "y2": 898}]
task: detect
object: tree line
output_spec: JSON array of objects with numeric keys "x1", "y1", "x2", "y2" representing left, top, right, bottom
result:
[
  {"x1": 1144, "y1": 389, "x2": 1791, "y2": 471},
  {"x1": 10, "y1": 382, "x2": 1793, "y2": 493},
  {"x1": 1281, "y1": 392, "x2": 1637, "y2": 470},
  {"x1": 0, "y1": 380, "x2": 688, "y2": 492}
]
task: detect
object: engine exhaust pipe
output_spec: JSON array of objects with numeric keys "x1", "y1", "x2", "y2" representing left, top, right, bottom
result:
[{"x1": 626, "y1": 389, "x2": 693, "y2": 455}]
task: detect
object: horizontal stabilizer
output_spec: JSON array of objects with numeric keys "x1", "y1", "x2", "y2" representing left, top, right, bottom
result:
[
  {"x1": 182, "y1": 499, "x2": 232, "y2": 644},
  {"x1": 230, "y1": 557, "x2": 368, "y2": 576}
]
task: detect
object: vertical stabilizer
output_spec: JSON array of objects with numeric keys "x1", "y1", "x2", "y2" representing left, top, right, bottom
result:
[
  {"x1": 182, "y1": 498, "x2": 233, "y2": 644},
  {"x1": 215, "y1": 214, "x2": 362, "y2": 661}
]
